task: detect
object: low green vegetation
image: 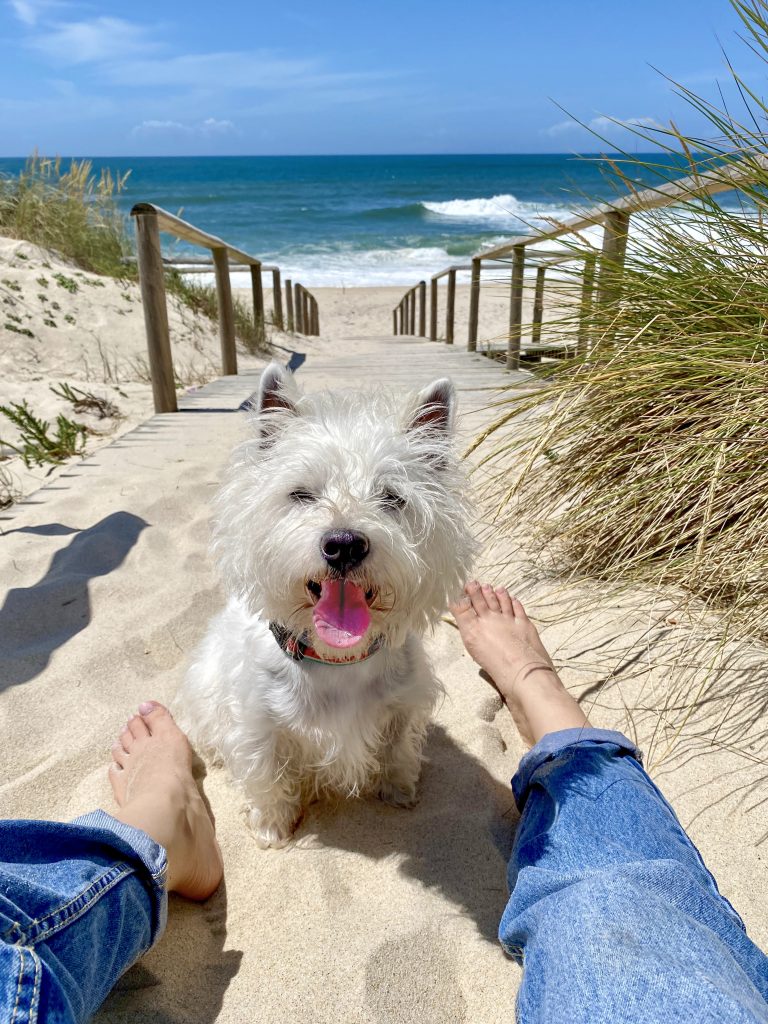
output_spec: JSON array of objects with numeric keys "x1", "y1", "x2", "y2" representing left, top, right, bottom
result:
[
  {"x1": 478, "y1": 0, "x2": 768, "y2": 651},
  {"x1": 0, "y1": 400, "x2": 88, "y2": 467}
]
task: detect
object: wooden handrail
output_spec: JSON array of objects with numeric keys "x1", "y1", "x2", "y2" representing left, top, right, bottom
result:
[
  {"x1": 392, "y1": 155, "x2": 767, "y2": 362},
  {"x1": 131, "y1": 202, "x2": 318, "y2": 412}
]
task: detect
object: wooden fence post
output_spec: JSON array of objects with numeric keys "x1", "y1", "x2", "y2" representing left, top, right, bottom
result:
[
  {"x1": 302, "y1": 289, "x2": 310, "y2": 335},
  {"x1": 409, "y1": 289, "x2": 416, "y2": 335},
  {"x1": 393, "y1": 308, "x2": 398, "y2": 335},
  {"x1": 212, "y1": 247, "x2": 237, "y2": 376},
  {"x1": 272, "y1": 268, "x2": 284, "y2": 330},
  {"x1": 578, "y1": 255, "x2": 597, "y2": 357},
  {"x1": 133, "y1": 211, "x2": 177, "y2": 413},
  {"x1": 468, "y1": 257, "x2": 481, "y2": 351},
  {"x1": 314, "y1": 297, "x2": 320, "y2": 336},
  {"x1": 596, "y1": 211, "x2": 630, "y2": 341},
  {"x1": 429, "y1": 278, "x2": 438, "y2": 340},
  {"x1": 285, "y1": 279, "x2": 294, "y2": 333},
  {"x1": 446, "y1": 268, "x2": 457, "y2": 345},
  {"x1": 294, "y1": 283, "x2": 304, "y2": 334},
  {"x1": 250, "y1": 263, "x2": 265, "y2": 346},
  {"x1": 531, "y1": 265, "x2": 545, "y2": 346},
  {"x1": 507, "y1": 245, "x2": 525, "y2": 372},
  {"x1": 418, "y1": 280, "x2": 426, "y2": 337},
  {"x1": 398, "y1": 300, "x2": 405, "y2": 335},
  {"x1": 310, "y1": 297, "x2": 319, "y2": 336}
]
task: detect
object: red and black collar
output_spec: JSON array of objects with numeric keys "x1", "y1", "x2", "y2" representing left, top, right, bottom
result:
[{"x1": 269, "y1": 621, "x2": 383, "y2": 665}]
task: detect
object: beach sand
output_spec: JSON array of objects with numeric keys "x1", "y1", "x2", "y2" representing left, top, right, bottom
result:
[{"x1": 1, "y1": 242, "x2": 766, "y2": 1023}]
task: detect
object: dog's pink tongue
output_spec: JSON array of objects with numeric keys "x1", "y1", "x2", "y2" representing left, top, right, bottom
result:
[{"x1": 313, "y1": 579, "x2": 371, "y2": 649}]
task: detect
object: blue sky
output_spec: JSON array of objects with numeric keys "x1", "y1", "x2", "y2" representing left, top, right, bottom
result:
[{"x1": 0, "y1": 0, "x2": 764, "y2": 156}]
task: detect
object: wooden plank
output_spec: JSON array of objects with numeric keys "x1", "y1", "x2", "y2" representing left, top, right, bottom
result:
[
  {"x1": 418, "y1": 280, "x2": 426, "y2": 338},
  {"x1": 507, "y1": 245, "x2": 525, "y2": 371},
  {"x1": 596, "y1": 211, "x2": 630, "y2": 335},
  {"x1": 446, "y1": 268, "x2": 457, "y2": 345},
  {"x1": 310, "y1": 296, "x2": 319, "y2": 336},
  {"x1": 393, "y1": 308, "x2": 398, "y2": 335},
  {"x1": 531, "y1": 265, "x2": 545, "y2": 346},
  {"x1": 302, "y1": 289, "x2": 310, "y2": 336},
  {"x1": 295, "y1": 283, "x2": 304, "y2": 334},
  {"x1": 409, "y1": 289, "x2": 416, "y2": 335},
  {"x1": 429, "y1": 278, "x2": 438, "y2": 341},
  {"x1": 130, "y1": 203, "x2": 258, "y2": 267},
  {"x1": 250, "y1": 264, "x2": 265, "y2": 346},
  {"x1": 467, "y1": 257, "x2": 481, "y2": 351},
  {"x1": 212, "y1": 246, "x2": 237, "y2": 376},
  {"x1": 285, "y1": 279, "x2": 295, "y2": 333},
  {"x1": 271, "y1": 268, "x2": 284, "y2": 330},
  {"x1": 133, "y1": 211, "x2": 177, "y2": 413}
]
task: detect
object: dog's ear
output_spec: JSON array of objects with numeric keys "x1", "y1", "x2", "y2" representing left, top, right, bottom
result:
[
  {"x1": 256, "y1": 362, "x2": 299, "y2": 442},
  {"x1": 408, "y1": 378, "x2": 455, "y2": 435}
]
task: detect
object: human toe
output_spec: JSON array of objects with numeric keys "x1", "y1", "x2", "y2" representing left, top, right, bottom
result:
[
  {"x1": 466, "y1": 580, "x2": 492, "y2": 617},
  {"x1": 137, "y1": 701, "x2": 176, "y2": 736},
  {"x1": 496, "y1": 587, "x2": 515, "y2": 615},
  {"x1": 127, "y1": 714, "x2": 150, "y2": 742},
  {"x1": 481, "y1": 583, "x2": 501, "y2": 612}
]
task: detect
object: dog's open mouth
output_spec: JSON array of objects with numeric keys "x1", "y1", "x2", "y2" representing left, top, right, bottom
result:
[{"x1": 305, "y1": 578, "x2": 376, "y2": 649}]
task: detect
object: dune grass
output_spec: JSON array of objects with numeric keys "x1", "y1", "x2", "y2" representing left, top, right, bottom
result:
[
  {"x1": 476, "y1": 1, "x2": 768, "y2": 667},
  {"x1": 0, "y1": 154, "x2": 270, "y2": 354}
]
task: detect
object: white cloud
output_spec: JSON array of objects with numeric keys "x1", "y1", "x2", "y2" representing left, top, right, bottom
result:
[
  {"x1": 544, "y1": 114, "x2": 665, "y2": 138},
  {"x1": 200, "y1": 117, "x2": 237, "y2": 135},
  {"x1": 131, "y1": 118, "x2": 239, "y2": 138},
  {"x1": 31, "y1": 16, "x2": 158, "y2": 64}
]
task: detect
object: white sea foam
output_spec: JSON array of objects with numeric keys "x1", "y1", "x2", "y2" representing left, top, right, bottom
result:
[
  {"x1": 422, "y1": 194, "x2": 574, "y2": 229},
  {"x1": 181, "y1": 206, "x2": 751, "y2": 290},
  {"x1": 181, "y1": 244, "x2": 501, "y2": 289}
]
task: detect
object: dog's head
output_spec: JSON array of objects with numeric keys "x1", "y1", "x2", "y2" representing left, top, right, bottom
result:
[{"x1": 213, "y1": 362, "x2": 475, "y2": 657}]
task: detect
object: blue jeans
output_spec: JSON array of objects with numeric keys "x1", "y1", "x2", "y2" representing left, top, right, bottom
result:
[
  {"x1": 1, "y1": 732, "x2": 767, "y2": 1023},
  {"x1": 0, "y1": 811, "x2": 166, "y2": 1024},
  {"x1": 502, "y1": 729, "x2": 768, "y2": 1023}
]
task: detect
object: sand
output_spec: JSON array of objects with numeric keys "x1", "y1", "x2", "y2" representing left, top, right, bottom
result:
[{"x1": 1, "y1": 246, "x2": 767, "y2": 1023}]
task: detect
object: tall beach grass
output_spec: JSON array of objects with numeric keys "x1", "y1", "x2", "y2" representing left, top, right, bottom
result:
[
  {"x1": 474, "y1": 0, "x2": 768, "y2": 759},
  {"x1": 0, "y1": 154, "x2": 269, "y2": 354}
]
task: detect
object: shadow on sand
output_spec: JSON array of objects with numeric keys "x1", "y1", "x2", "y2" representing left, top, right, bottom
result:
[{"x1": 0, "y1": 511, "x2": 147, "y2": 692}]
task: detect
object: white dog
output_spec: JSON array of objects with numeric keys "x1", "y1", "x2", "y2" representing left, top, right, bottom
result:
[{"x1": 177, "y1": 362, "x2": 474, "y2": 847}]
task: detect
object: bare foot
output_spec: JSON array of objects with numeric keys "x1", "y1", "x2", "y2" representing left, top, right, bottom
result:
[
  {"x1": 109, "y1": 702, "x2": 223, "y2": 900},
  {"x1": 449, "y1": 582, "x2": 589, "y2": 746}
]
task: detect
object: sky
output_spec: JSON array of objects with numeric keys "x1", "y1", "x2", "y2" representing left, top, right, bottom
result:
[{"x1": 0, "y1": 0, "x2": 765, "y2": 156}]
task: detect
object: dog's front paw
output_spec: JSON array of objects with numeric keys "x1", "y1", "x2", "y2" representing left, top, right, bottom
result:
[
  {"x1": 378, "y1": 779, "x2": 419, "y2": 809},
  {"x1": 246, "y1": 806, "x2": 299, "y2": 848}
]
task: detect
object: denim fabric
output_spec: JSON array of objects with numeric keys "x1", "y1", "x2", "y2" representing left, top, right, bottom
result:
[
  {"x1": 0, "y1": 810, "x2": 167, "y2": 1024},
  {"x1": 502, "y1": 727, "x2": 768, "y2": 1024}
]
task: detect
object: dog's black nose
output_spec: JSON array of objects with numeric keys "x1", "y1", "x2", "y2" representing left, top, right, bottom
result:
[{"x1": 320, "y1": 530, "x2": 370, "y2": 572}]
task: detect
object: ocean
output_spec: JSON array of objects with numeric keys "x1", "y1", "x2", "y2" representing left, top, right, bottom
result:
[{"x1": 0, "y1": 153, "x2": 721, "y2": 286}]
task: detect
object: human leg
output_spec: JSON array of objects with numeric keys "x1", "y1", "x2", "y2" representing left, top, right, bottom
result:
[
  {"x1": 0, "y1": 703, "x2": 222, "y2": 1024},
  {"x1": 451, "y1": 583, "x2": 768, "y2": 1024}
]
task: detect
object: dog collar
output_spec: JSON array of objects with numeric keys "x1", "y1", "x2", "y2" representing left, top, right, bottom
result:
[{"x1": 269, "y1": 621, "x2": 383, "y2": 665}]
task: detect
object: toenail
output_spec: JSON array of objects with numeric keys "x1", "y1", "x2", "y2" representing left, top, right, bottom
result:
[
  {"x1": 139, "y1": 701, "x2": 158, "y2": 716},
  {"x1": 120, "y1": 724, "x2": 129, "y2": 734}
]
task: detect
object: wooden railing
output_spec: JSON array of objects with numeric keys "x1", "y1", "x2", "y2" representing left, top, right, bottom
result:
[
  {"x1": 131, "y1": 203, "x2": 320, "y2": 413},
  {"x1": 393, "y1": 156, "x2": 768, "y2": 370}
]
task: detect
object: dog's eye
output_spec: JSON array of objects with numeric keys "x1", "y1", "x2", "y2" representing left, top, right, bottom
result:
[
  {"x1": 289, "y1": 489, "x2": 316, "y2": 504},
  {"x1": 380, "y1": 490, "x2": 406, "y2": 511}
]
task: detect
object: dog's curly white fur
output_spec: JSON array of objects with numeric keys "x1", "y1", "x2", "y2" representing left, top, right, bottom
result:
[{"x1": 176, "y1": 363, "x2": 474, "y2": 847}]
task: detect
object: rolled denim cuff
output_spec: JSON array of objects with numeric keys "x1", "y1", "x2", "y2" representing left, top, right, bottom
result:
[
  {"x1": 70, "y1": 809, "x2": 168, "y2": 942},
  {"x1": 512, "y1": 727, "x2": 642, "y2": 811}
]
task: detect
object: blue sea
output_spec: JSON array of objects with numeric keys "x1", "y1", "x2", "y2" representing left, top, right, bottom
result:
[{"x1": 0, "y1": 153, "x2": 703, "y2": 286}]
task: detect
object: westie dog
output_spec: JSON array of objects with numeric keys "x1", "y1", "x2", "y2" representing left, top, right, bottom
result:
[{"x1": 177, "y1": 362, "x2": 473, "y2": 847}]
